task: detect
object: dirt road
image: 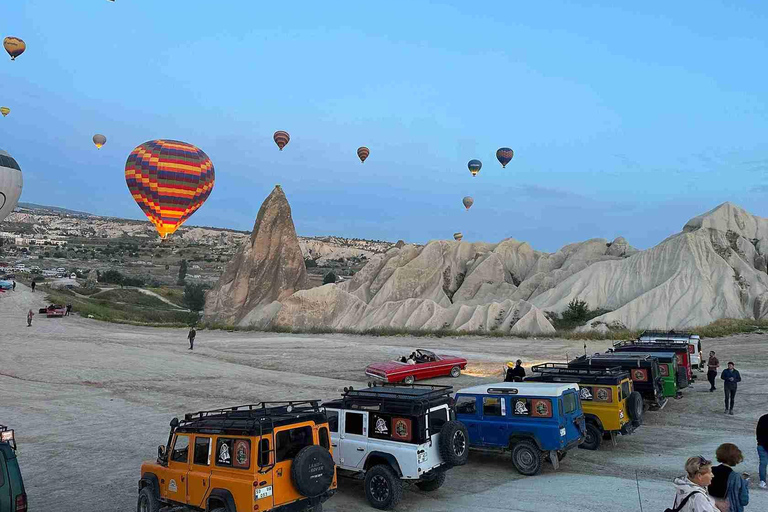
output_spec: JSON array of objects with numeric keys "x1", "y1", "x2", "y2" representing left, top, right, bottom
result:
[{"x1": 1, "y1": 283, "x2": 767, "y2": 511}]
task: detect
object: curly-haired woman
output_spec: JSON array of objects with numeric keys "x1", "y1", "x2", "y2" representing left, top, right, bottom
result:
[{"x1": 708, "y1": 443, "x2": 750, "y2": 512}]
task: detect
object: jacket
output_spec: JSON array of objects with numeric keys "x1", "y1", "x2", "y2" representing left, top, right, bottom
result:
[
  {"x1": 709, "y1": 465, "x2": 749, "y2": 512},
  {"x1": 673, "y1": 477, "x2": 719, "y2": 512},
  {"x1": 758, "y1": 414, "x2": 768, "y2": 450},
  {"x1": 707, "y1": 356, "x2": 719, "y2": 371},
  {"x1": 721, "y1": 369, "x2": 741, "y2": 389}
]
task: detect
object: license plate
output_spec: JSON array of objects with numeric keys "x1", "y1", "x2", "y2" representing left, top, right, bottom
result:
[{"x1": 255, "y1": 486, "x2": 273, "y2": 500}]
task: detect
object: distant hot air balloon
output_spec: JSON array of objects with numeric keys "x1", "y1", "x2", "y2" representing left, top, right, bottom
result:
[
  {"x1": 468, "y1": 159, "x2": 482, "y2": 177},
  {"x1": 0, "y1": 107, "x2": 9, "y2": 118},
  {"x1": 273, "y1": 131, "x2": 290, "y2": 151},
  {"x1": 462, "y1": 196, "x2": 474, "y2": 210},
  {"x1": 453, "y1": 232, "x2": 463, "y2": 241},
  {"x1": 3, "y1": 37, "x2": 26, "y2": 60},
  {"x1": 496, "y1": 147, "x2": 514, "y2": 168},
  {"x1": 357, "y1": 146, "x2": 370, "y2": 163},
  {"x1": 93, "y1": 134, "x2": 107, "y2": 149},
  {"x1": 125, "y1": 140, "x2": 215, "y2": 240},
  {"x1": 0, "y1": 149, "x2": 23, "y2": 223}
]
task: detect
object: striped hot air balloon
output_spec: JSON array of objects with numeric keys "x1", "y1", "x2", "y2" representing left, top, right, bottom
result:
[
  {"x1": 468, "y1": 159, "x2": 482, "y2": 177},
  {"x1": 273, "y1": 130, "x2": 290, "y2": 151},
  {"x1": 125, "y1": 140, "x2": 215, "y2": 240},
  {"x1": 357, "y1": 146, "x2": 370, "y2": 163},
  {"x1": 3, "y1": 37, "x2": 26, "y2": 60},
  {"x1": 0, "y1": 107, "x2": 9, "y2": 118},
  {"x1": 93, "y1": 134, "x2": 107, "y2": 149},
  {"x1": 496, "y1": 147, "x2": 514, "y2": 168},
  {"x1": 453, "y1": 232, "x2": 463, "y2": 241}
]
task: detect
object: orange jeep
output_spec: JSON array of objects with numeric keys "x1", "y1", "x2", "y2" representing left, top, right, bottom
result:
[{"x1": 138, "y1": 402, "x2": 337, "y2": 512}]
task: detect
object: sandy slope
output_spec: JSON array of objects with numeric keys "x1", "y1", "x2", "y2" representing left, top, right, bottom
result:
[{"x1": 1, "y1": 284, "x2": 767, "y2": 511}]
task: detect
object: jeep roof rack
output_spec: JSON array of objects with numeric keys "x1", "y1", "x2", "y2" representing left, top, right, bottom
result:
[
  {"x1": 528, "y1": 363, "x2": 629, "y2": 385},
  {"x1": 639, "y1": 329, "x2": 693, "y2": 338},
  {"x1": 324, "y1": 383, "x2": 453, "y2": 415},
  {"x1": 570, "y1": 353, "x2": 657, "y2": 367},
  {"x1": 613, "y1": 339, "x2": 688, "y2": 349}
]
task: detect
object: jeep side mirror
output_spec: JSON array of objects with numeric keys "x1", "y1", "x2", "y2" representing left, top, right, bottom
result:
[{"x1": 158, "y1": 445, "x2": 166, "y2": 460}]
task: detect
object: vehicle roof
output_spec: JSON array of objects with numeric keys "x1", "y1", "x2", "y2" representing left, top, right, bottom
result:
[
  {"x1": 528, "y1": 363, "x2": 629, "y2": 385},
  {"x1": 323, "y1": 384, "x2": 452, "y2": 415},
  {"x1": 570, "y1": 354, "x2": 658, "y2": 367},
  {"x1": 456, "y1": 382, "x2": 578, "y2": 397},
  {"x1": 611, "y1": 350, "x2": 677, "y2": 360},
  {"x1": 175, "y1": 402, "x2": 327, "y2": 437},
  {"x1": 616, "y1": 340, "x2": 688, "y2": 350}
]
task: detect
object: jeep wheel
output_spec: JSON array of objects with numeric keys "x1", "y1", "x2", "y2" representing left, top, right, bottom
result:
[
  {"x1": 511, "y1": 440, "x2": 542, "y2": 476},
  {"x1": 439, "y1": 420, "x2": 469, "y2": 466},
  {"x1": 579, "y1": 423, "x2": 602, "y2": 451},
  {"x1": 627, "y1": 391, "x2": 644, "y2": 424},
  {"x1": 365, "y1": 464, "x2": 403, "y2": 510},
  {"x1": 416, "y1": 471, "x2": 446, "y2": 492},
  {"x1": 676, "y1": 366, "x2": 689, "y2": 389},
  {"x1": 137, "y1": 488, "x2": 159, "y2": 512},
  {"x1": 450, "y1": 366, "x2": 461, "y2": 378},
  {"x1": 403, "y1": 375, "x2": 415, "y2": 385},
  {"x1": 291, "y1": 445, "x2": 335, "y2": 498}
]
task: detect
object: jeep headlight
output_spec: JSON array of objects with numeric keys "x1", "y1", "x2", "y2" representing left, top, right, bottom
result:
[{"x1": 417, "y1": 450, "x2": 428, "y2": 464}]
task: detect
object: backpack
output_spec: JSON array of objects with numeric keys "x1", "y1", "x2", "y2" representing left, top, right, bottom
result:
[{"x1": 665, "y1": 491, "x2": 701, "y2": 512}]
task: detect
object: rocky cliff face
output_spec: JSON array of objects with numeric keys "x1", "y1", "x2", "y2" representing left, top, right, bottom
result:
[{"x1": 204, "y1": 186, "x2": 307, "y2": 325}]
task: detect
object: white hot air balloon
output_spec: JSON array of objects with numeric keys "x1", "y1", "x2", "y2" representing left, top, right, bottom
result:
[{"x1": 0, "y1": 149, "x2": 23, "y2": 223}]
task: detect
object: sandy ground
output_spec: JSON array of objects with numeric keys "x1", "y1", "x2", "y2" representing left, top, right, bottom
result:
[{"x1": 1, "y1": 283, "x2": 767, "y2": 512}]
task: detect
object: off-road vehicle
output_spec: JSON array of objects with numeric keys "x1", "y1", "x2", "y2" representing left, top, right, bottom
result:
[
  {"x1": 609, "y1": 349, "x2": 682, "y2": 398},
  {"x1": 454, "y1": 382, "x2": 586, "y2": 476},
  {"x1": 0, "y1": 425, "x2": 27, "y2": 512},
  {"x1": 638, "y1": 329, "x2": 702, "y2": 371},
  {"x1": 138, "y1": 402, "x2": 337, "y2": 512},
  {"x1": 323, "y1": 383, "x2": 469, "y2": 510},
  {"x1": 612, "y1": 339, "x2": 693, "y2": 385},
  {"x1": 525, "y1": 364, "x2": 643, "y2": 450}
]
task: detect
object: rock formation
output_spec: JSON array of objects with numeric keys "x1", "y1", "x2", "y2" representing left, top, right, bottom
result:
[{"x1": 204, "y1": 185, "x2": 307, "y2": 325}]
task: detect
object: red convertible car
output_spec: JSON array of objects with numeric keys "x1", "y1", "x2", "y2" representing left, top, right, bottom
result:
[{"x1": 365, "y1": 349, "x2": 468, "y2": 384}]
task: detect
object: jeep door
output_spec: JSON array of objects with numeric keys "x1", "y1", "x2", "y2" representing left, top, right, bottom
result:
[
  {"x1": 480, "y1": 396, "x2": 509, "y2": 446},
  {"x1": 187, "y1": 435, "x2": 212, "y2": 508},
  {"x1": 164, "y1": 433, "x2": 190, "y2": 504},
  {"x1": 339, "y1": 411, "x2": 369, "y2": 468},
  {"x1": 272, "y1": 423, "x2": 316, "y2": 507},
  {"x1": 454, "y1": 395, "x2": 481, "y2": 445},
  {"x1": 326, "y1": 409, "x2": 341, "y2": 465},
  {"x1": 560, "y1": 390, "x2": 584, "y2": 444}
]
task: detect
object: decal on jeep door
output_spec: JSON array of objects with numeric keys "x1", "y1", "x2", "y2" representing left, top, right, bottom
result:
[
  {"x1": 631, "y1": 369, "x2": 648, "y2": 382},
  {"x1": 580, "y1": 387, "x2": 593, "y2": 400},
  {"x1": 531, "y1": 399, "x2": 552, "y2": 418},
  {"x1": 374, "y1": 416, "x2": 389, "y2": 434},
  {"x1": 513, "y1": 399, "x2": 529, "y2": 415},
  {"x1": 233, "y1": 439, "x2": 250, "y2": 468},
  {"x1": 391, "y1": 417, "x2": 412, "y2": 441},
  {"x1": 168, "y1": 479, "x2": 178, "y2": 492},
  {"x1": 218, "y1": 440, "x2": 232, "y2": 465}
]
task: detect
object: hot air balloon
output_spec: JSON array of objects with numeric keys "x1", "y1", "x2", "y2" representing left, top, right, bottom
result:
[
  {"x1": 462, "y1": 196, "x2": 474, "y2": 210},
  {"x1": 496, "y1": 147, "x2": 514, "y2": 168},
  {"x1": 125, "y1": 140, "x2": 215, "y2": 240},
  {"x1": 453, "y1": 232, "x2": 463, "y2": 241},
  {"x1": 3, "y1": 37, "x2": 26, "y2": 60},
  {"x1": 273, "y1": 131, "x2": 290, "y2": 151},
  {"x1": 93, "y1": 134, "x2": 107, "y2": 149},
  {"x1": 0, "y1": 149, "x2": 23, "y2": 223},
  {"x1": 0, "y1": 107, "x2": 9, "y2": 118},
  {"x1": 357, "y1": 146, "x2": 370, "y2": 163},
  {"x1": 468, "y1": 159, "x2": 482, "y2": 177}
]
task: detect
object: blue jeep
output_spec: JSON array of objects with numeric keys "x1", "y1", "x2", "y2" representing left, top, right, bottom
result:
[{"x1": 454, "y1": 382, "x2": 586, "y2": 475}]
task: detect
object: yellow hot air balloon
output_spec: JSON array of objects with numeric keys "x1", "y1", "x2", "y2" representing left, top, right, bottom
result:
[
  {"x1": 3, "y1": 37, "x2": 26, "y2": 61},
  {"x1": 0, "y1": 107, "x2": 9, "y2": 118}
]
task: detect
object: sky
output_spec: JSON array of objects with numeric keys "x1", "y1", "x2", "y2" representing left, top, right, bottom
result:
[{"x1": 2, "y1": 1, "x2": 768, "y2": 252}]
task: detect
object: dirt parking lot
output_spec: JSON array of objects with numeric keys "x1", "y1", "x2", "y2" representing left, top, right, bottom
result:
[{"x1": 2, "y1": 283, "x2": 767, "y2": 511}]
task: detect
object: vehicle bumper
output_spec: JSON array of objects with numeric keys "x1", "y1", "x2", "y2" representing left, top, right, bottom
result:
[
  {"x1": 620, "y1": 420, "x2": 639, "y2": 436},
  {"x1": 560, "y1": 435, "x2": 585, "y2": 454},
  {"x1": 275, "y1": 489, "x2": 337, "y2": 512},
  {"x1": 364, "y1": 371, "x2": 389, "y2": 381}
]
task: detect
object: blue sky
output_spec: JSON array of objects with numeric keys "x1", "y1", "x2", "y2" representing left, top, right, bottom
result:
[{"x1": 2, "y1": 1, "x2": 768, "y2": 251}]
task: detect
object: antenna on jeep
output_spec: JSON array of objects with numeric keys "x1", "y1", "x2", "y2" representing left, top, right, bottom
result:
[
  {"x1": 635, "y1": 470, "x2": 644, "y2": 512},
  {"x1": 584, "y1": 342, "x2": 587, "y2": 358}
]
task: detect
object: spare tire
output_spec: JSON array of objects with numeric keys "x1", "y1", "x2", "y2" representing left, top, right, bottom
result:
[
  {"x1": 677, "y1": 366, "x2": 689, "y2": 389},
  {"x1": 627, "y1": 391, "x2": 644, "y2": 425},
  {"x1": 291, "y1": 445, "x2": 335, "y2": 498},
  {"x1": 439, "y1": 420, "x2": 469, "y2": 466}
]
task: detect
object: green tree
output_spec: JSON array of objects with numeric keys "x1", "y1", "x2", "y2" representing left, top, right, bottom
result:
[
  {"x1": 561, "y1": 298, "x2": 590, "y2": 322},
  {"x1": 177, "y1": 259, "x2": 188, "y2": 285},
  {"x1": 323, "y1": 271, "x2": 337, "y2": 284},
  {"x1": 183, "y1": 283, "x2": 209, "y2": 312}
]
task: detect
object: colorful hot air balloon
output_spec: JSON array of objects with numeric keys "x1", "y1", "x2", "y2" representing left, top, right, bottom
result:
[
  {"x1": 0, "y1": 149, "x2": 23, "y2": 223},
  {"x1": 496, "y1": 147, "x2": 514, "y2": 168},
  {"x1": 0, "y1": 107, "x2": 9, "y2": 118},
  {"x1": 462, "y1": 196, "x2": 474, "y2": 210},
  {"x1": 468, "y1": 159, "x2": 482, "y2": 177},
  {"x1": 3, "y1": 37, "x2": 26, "y2": 60},
  {"x1": 93, "y1": 134, "x2": 107, "y2": 149},
  {"x1": 273, "y1": 131, "x2": 290, "y2": 151},
  {"x1": 125, "y1": 140, "x2": 215, "y2": 240},
  {"x1": 357, "y1": 146, "x2": 370, "y2": 163},
  {"x1": 453, "y1": 232, "x2": 463, "y2": 241}
]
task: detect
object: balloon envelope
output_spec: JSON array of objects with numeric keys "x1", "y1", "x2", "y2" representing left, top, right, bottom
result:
[
  {"x1": 357, "y1": 146, "x2": 370, "y2": 163},
  {"x1": 3, "y1": 37, "x2": 26, "y2": 60},
  {"x1": 496, "y1": 147, "x2": 514, "y2": 168},
  {"x1": 93, "y1": 134, "x2": 107, "y2": 149},
  {"x1": 468, "y1": 159, "x2": 482, "y2": 177},
  {"x1": 0, "y1": 107, "x2": 9, "y2": 117},
  {"x1": 462, "y1": 196, "x2": 474, "y2": 210},
  {"x1": 453, "y1": 232, "x2": 463, "y2": 241},
  {"x1": 273, "y1": 131, "x2": 290, "y2": 151},
  {"x1": 125, "y1": 140, "x2": 215, "y2": 239},
  {"x1": 0, "y1": 150, "x2": 23, "y2": 223}
]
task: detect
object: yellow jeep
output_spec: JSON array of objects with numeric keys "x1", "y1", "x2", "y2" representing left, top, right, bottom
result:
[
  {"x1": 138, "y1": 402, "x2": 337, "y2": 512},
  {"x1": 525, "y1": 363, "x2": 644, "y2": 450}
]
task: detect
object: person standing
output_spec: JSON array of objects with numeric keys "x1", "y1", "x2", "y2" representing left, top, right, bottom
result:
[
  {"x1": 721, "y1": 362, "x2": 741, "y2": 415},
  {"x1": 65, "y1": 304, "x2": 72, "y2": 316},
  {"x1": 708, "y1": 443, "x2": 750, "y2": 512},
  {"x1": 12, "y1": 280, "x2": 16, "y2": 291},
  {"x1": 26, "y1": 309, "x2": 33, "y2": 327},
  {"x1": 671, "y1": 456, "x2": 721, "y2": 511},
  {"x1": 187, "y1": 327, "x2": 196, "y2": 350},
  {"x1": 511, "y1": 359, "x2": 526, "y2": 382},
  {"x1": 31, "y1": 280, "x2": 36, "y2": 292},
  {"x1": 707, "y1": 351, "x2": 720, "y2": 392},
  {"x1": 757, "y1": 413, "x2": 768, "y2": 489}
]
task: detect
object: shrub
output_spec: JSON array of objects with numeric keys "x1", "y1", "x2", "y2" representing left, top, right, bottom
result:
[
  {"x1": 304, "y1": 258, "x2": 317, "y2": 268},
  {"x1": 183, "y1": 283, "x2": 209, "y2": 312},
  {"x1": 323, "y1": 271, "x2": 337, "y2": 284},
  {"x1": 178, "y1": 259, "x2": 188, "y2": 285}
]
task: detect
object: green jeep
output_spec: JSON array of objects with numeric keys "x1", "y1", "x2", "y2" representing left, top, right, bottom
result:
[{"x1": 0, "y1": 425, "x2": 27, "y2": 512}]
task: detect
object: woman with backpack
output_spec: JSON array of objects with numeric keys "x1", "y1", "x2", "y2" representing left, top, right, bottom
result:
[
  {"x1": 708, "y1": 443, "x2": 750, "y2": 512},
  {"x1": 670, "y1": 456, "x2": 724, "y2": 512}
]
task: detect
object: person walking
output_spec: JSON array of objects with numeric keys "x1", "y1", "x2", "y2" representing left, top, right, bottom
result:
[
  {"x1": 757, "y1": 413, "x2": 768, "y2": 489},
  {"x1": 707, "y1": 351, "x2": 720, "y2": 392},
  {"x1": 721, "y1": 362, "x2": 741, "y2": 415},
  {"x1": 187, "y1": 327, "x2": 196, "y2": 350},
  {"x1": 708, "y1": 443, "x2": 750, "y2": 512},
  {"x1": 31, "y1": 280, "x2": 35, "y2": 292},
  {"x1": 26, "y1": 309, "x2": 33, "y2": 327},
  {"x1": 671, "y1": 456, "x2": 721, "y2": 511},
  {"x1": 12, "y1": 280, "x2": 15, "y2": 291},
  {"x1": 65, "y1": 304, "x2": 72, "y2": 316}
]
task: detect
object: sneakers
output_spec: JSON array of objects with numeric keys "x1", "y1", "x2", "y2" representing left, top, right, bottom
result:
[
  {"x1": 759, "y1": 481, "x2": 767, "y2": 489},
  {"x1": 729, "y1": 410, "x2": 734, "y2": 415}
]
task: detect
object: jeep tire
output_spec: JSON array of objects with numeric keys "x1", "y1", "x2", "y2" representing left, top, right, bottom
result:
[
  {"x1": 403, "y1": 375, "x2": 415, "y2": 385},
  {"x1": 416, "y1": 471, "x2": 446, "y2": 492},
  {"x1": 450, "y1": 366, "x2": 461, "y2": 378},
  {"x1": 579, "y1": 423, "x2": 602, "y2": 451},
  {"x1": 365, "y1": 464, "x2": 403, "y2": 510},
  {"x1": 439, "y1": 420, "x2": 469, "y2": 466},
  {"x1": 677, "y1": 366, "x2": 689, "y2": 389},
  {"x1": 627, "y1": 391, "x2": 644, "y2": 424},
  {"x1": 511, "y1": 440, "x2": 542, "y2": 476},
  {"x1": 137, "y1": 487, "x2": 160, "y2": 512},
  {"x1": 291, "y1": 445, "x2": 335, "y2": 498}
]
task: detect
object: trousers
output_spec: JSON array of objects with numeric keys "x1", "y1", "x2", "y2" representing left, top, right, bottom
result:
[
  {"x1": 758, "y1": 445, "x2": 768, "y2": 483},
  {"x1": 707, "y1": 370, "x2": 717, "y2": 390},
  {"x1": 724, "y1": 387, "x2": 737, "y2": 410}
]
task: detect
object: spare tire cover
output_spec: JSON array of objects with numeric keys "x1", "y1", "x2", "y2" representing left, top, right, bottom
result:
[
  {"x1": 439, "y1": 420, "x2": 470, "y2": 466},
  {"x1": 677, "y1": 366, "x2": 689, "y2": 389},
  {"x1": 627, "y1": 391, "x2": 644, "y2": 423},
  {"x1": 290, "y1": 445, "x2": 335, "y2": 498}
]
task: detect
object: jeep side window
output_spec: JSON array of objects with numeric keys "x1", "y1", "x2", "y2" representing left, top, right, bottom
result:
[
  {"x1": 621, "y1": 381, "x2": 631, "y2": 400},
  {"x1": 258, "y1": 439, "x2": 270, "y2": 466},
  {"x1": 344, "y1": 412, "x2": 364, "y2": 435},
  {"x1": 428, "y1": 407, "x2": 448, "y2": 434},
  {"x1": 563, "y1": 392, "x2": 577, "y2": 414},
  {"x1": 193, "y1": 437, "x2": 210, "y2": 466},
  {"x1": 326, "y1": 410, "x2": 339, "y2": 433},
  {"x1": 318, "y1": 427, "x2": 330, "y2": 450},
  {"x1": 483, "y1": 397, "x2": 503, "y2": 416},
  {"x1": 171, "y1": 434, "x2": 189, "y2": 463},
  {"x1": 276, "y1": 426, "x2": 313, "y2": 462},
  {"x1": 455, "y1": 396, "x2": 477, "y2": 415}
]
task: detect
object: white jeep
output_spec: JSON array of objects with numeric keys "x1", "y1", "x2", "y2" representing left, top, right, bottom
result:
[{"x1": 323, "y1": 383, "x2": 469, "y2": 510}]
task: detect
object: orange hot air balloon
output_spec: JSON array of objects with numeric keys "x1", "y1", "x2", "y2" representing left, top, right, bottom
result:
[
  {"x1": 3, "y1": 37, "x2": 26, "y2": 60},
  {"x1": 357, "y1": 146, "x2": 370, "y2": 163},
  {"x1": 273, "y1": 130, "x2": 290, "y2": 151},
  {"x1": 125, "y1": 140, "x2": 215, "y2": 239},
  {"x1": 0, "y1": 107, "x2": 9, "y2": 118}
]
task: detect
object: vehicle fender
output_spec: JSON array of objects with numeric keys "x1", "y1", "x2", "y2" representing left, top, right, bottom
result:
[
  {"x1": 363, "y1": 451, "x2": 403, "y2": 477},
  {"x1": 208, "y1": 488, "x2": 237, "y2": 512},
  {"x1": 139, "y1": 472, "x2": 161, "y2": 501},
  {"x1": 507, "y1": 432, "x2": 542, "y2": 450},
  {"x1": 584, "y1": 413, "x2": 604, "y2": 432}
]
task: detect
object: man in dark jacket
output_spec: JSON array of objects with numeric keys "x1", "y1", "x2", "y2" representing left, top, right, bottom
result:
[
  {"x1": 757, "y1": 413, "x2": 768, "y2": 489},
  {"x1": 707, "y1": 351, "x2": 720, "y2": 392},
  {"x1": 187, "y1": 327, "x2": 196, "y2": 350},
  {"x1": 720, "y1": 362, "x2": 741, "y2": 415},
  {"x1": 505, "y1": 360, "x2": 526, "y2": 382}
]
